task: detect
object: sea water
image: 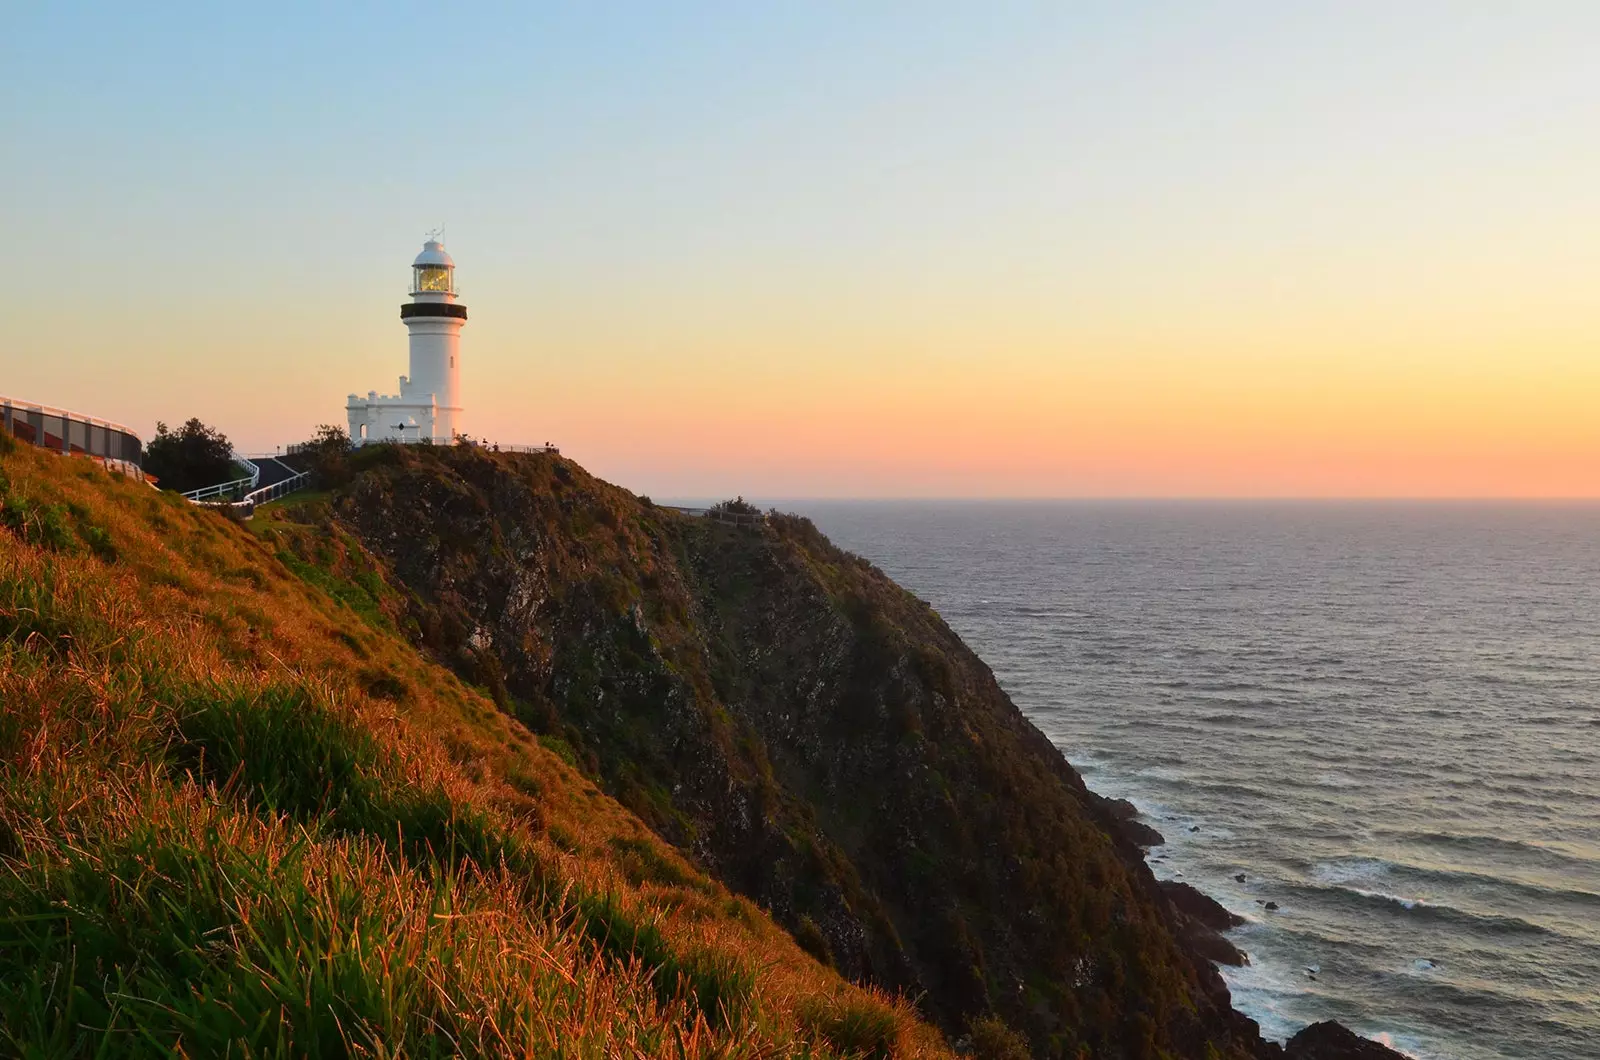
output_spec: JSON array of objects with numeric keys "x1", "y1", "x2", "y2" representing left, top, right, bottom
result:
[{"x1": 792, "y1": 501, "x2": 1600, "y2": 1060}]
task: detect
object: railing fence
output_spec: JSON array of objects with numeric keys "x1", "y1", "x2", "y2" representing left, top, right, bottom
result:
[
  {"x1": 661, "y1": 506, "x2": 768, "y2": 529},
  {"x1": 181, "y1": 454, "x2": 260, "y2": 503}
]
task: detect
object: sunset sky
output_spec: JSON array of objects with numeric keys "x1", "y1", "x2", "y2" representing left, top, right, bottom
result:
[{"x1": 5, "y1": 3, "x2": 1599, "y2": 497}]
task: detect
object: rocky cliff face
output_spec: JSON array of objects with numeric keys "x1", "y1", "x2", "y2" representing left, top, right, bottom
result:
[{"x1": 314, "y1": 444, "x2": 1396, "y2": 1059}]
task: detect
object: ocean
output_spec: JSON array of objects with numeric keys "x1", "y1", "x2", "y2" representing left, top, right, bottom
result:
[{"x1": 791, "y1": 501, "x2": 1600, "y2": 1060}]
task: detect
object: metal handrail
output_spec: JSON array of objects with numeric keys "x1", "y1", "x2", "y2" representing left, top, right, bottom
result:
[
  {"x1": 494, "y1": 444, "x2": 561, "y2": 454},
  {"x1": 661, "y1": 505, "x2": 768, "y2": 528},
  {"x1": 183, "y1": 476, "x2": 253, "y2": 502},
  {"x1": 181, "y1": 453, "x2": 261, "y2": 502},
  {"x1": 241, "y1": 470, "x2": 311, "y2": 507}
]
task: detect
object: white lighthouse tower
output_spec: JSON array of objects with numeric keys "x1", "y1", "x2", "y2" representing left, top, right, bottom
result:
[{"x1": 346, "y1": 237, "x2": 468, "y2": 445}]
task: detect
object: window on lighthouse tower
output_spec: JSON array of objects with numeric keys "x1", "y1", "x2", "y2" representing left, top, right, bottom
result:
[{"x1": 414, "y1": 265, "x2": 453, "y2": 293}]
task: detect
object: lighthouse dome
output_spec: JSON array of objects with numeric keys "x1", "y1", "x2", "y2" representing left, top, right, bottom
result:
[{"x1": 413, "y1": 239, "x2": 454, "y2": 268}]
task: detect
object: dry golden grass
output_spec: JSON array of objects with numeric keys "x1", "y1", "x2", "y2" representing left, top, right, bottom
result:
[{"x1": 0, "y1": 439, "x2": 952, "y2": 1059}]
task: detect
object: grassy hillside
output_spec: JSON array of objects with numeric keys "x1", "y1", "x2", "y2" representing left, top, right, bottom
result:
[{"x1": 0, "y1": 435, "x2": 957, "y2": 1058}]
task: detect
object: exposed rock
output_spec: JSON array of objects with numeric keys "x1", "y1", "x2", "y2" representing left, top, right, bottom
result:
[
  {"x1": 1094, "y1": 794, "x2": 1166, "y2": 848},
  {"x1": 1103, "y1": 797, "x2": 1141, "y2": 820},
  {"x1": 1159, "y1": 880, "x2": 1248, "y2": 968},
  {"x1": 1265, "y1": 901, "x2": 1280, "y2": 911},
  {"x1": 1178, "y1": 920, "x2": 1249, "y2": 967},
  {"x1": 1125, "y1": 819, "x2": 1167, "y2": 847},
  {"x1": 1161, "y1": 880, "x2": 1246, "y2": 930},
  {"x1": 1284, "y1": 1021, "x2": 1409, "y2": 1059}
]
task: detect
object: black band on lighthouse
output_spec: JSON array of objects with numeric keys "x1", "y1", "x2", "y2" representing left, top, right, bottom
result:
[{"x1": 400, "y1": 303, "x2": 468, "y2": 321}]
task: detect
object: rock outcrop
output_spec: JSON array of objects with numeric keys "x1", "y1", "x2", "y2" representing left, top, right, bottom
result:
[
  {"x1": 1159, "y1": 880, "x2": 1249, "y2": 967},
  {"x1": 1283, "y1": 1022, "x2": 1409, "y2": 1059},
  {"x1": 1161, "y1": 880, "x2": 1246, "y2": 931},
  {"x1": 1097, "y1": 794, "x2": 1167, "y2": 849}
]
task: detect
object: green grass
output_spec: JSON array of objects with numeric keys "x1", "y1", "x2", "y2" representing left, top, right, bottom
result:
[
  {"x1": 0, "y1": 440, "x2": 952, "y2": 1059},
  {"x1": 799, "y1": 995, "x2": 905, "y2": 1059}
]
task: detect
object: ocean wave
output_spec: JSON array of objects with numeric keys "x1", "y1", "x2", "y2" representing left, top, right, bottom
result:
[
  {"x1": 1195, "y1": 711, "x2": 1271, "y2": 726},
  {"x1": 1292, "y1": 880, "x2": 1558, "y2": 938},
  {"x1": 1379, "y1": 829, "x2": 1600, "y2": 872},
  {"x1": 1313, "y1": 856, "x2": 1600, "y2": 924}
]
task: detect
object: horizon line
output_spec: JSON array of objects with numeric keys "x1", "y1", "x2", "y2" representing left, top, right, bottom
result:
[{"x1": 656, "y1": 495, "x2": 1600, "y2": 504}]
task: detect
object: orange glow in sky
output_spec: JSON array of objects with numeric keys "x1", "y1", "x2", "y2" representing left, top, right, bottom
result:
[{"x1": 5, "y1": 5, "x2": 1599, "y2": 497}]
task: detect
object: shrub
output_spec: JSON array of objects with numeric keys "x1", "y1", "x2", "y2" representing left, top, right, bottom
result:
[
  {"x1": 297, "y1": 423, "x2": 354, "y2": 488},
  {"x1": 794, "y1": 915, "x2": 835, "y2": 967},
  {"x1": 76, "y1": 522, "x2": 117, "y2": 562},
  {"x1": 969, "y1": 1016, "x2": 1032, "y2": 1060},
  {"x1": 711, "y1": 496, "x2": 761, "y2": 515},
  {"x1": 0, "y1": 475, "x2": 76, "y2": 554},
  {"x1": 799, "y1": 995, "x2": 902, "y2": 1059},
  {"x1": 142, "y1": 418, "x2": 235, "y2": 494},
  {"x1": 359, "y1": 666, "x2": 410, "y2": 703},
  {"x1": 609, "y1": 834, "x2": 703, "y2": 891}
]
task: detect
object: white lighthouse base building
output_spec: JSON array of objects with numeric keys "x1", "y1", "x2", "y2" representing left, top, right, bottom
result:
[
  {"x1": 348, "y1": 238, "x2": 466, "y2": 446},
  {"x1": 346, "y1": 386, "x2": 449, "y2": 446}
]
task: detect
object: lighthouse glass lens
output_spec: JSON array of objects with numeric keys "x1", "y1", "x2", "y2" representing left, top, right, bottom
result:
[{"x1": 415, "y1": 266, "x2": 452, "y2": 293}]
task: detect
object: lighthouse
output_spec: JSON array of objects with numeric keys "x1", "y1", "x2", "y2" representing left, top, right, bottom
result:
[{"x1": 346, "y1": 237, "x2": 468, "y2": 445}]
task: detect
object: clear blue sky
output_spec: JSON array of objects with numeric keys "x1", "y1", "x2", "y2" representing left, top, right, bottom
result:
[{"x1": 6, "y1": 3, "x2": 1600, "y2": 496}]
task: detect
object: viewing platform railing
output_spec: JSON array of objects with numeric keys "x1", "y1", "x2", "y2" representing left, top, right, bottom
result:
[
  {"x1": 1, "y1": 394, "x2": 145, "y2": 476},
  {"x1": 489, "y1": 443, "x2": 561, "y2": 454},
  {"x1": 662, "y1": 506, "x2": 768, "y2": 529}
]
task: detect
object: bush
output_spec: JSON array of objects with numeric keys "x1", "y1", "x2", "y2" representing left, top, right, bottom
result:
[
  {"x1": 3, "y1": 499, "x2": 74, "y2": 553},
  {"x1": 297, "y1": 423, "x2": 354, "y2": 488},
  {"x1": 711, "y1": 496, "x2": 761, "y2": 515},
  {"x1": 143, "y1": 418, "x2": 236, "y2": 494},
  {"x1": 969, "y1": 1016, "x2": 1032, "y2": 1060},
  {"x1": 799, "y1": 995, "x2": 902, "y2": 1059},
  {"x1": 794, "y1": 915, "x2": 835, "y2": 967}
]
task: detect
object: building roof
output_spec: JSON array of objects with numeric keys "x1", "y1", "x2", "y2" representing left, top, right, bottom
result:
[{"x1": 413, "y1": 239, "x2": 454, "y2": 268}]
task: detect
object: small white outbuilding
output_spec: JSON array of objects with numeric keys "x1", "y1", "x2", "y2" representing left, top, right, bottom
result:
[{"x1": 347, "y1": 238, "x2": 467, "y2": 445}]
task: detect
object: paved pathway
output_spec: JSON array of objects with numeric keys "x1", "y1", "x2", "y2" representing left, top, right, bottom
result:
[{"x1": 252, "y1": 457, "x2": 301, "y2": 490}]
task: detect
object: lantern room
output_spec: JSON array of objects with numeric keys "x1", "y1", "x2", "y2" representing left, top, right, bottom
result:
[{"x1": 411, "y1": 239, "x2": 457, "y2": 296}]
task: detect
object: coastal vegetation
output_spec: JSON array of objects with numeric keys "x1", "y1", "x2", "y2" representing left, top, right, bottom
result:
[
  {"x1": 0, "y1": 433, "x2": 1396, "y2": 1058},
  {"x1": 0, "y1": 433, "x2": 946, "y2": 1057},
  {"x1": 140, "y1": 417, "x2": 238, "y2": 494}
]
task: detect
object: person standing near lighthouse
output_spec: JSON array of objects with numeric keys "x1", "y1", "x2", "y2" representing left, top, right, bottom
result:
[{"x1": 346, "y1": 236, "x2": 468, "y2": 445}]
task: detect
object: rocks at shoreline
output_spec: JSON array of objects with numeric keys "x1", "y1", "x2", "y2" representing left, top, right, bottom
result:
[
  {"x1": 1161, "y1": 880, "x2": 1246, "y2": 930},
  {"x1": 1089, "y1": 791, "x2": 1405, "y2": 1056},
  {"x1": 1097, "y1": 794, "x2": 1167, "y2": 848},
  {"x1": 1160, "y1": 879, "x2": 1249, "y2": 967},
  {"x1": 1282, "y1": 1021, "x2": 1409, "y2": 1059}
]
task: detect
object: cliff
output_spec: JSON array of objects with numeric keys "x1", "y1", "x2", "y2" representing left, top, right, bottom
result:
[
  {"x1": 313, "y1": 443, "x2": 1268, "y2": 1057},
  {"x1": 0, "y1": 433, "x2": 1404, "y2": 1059}
]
